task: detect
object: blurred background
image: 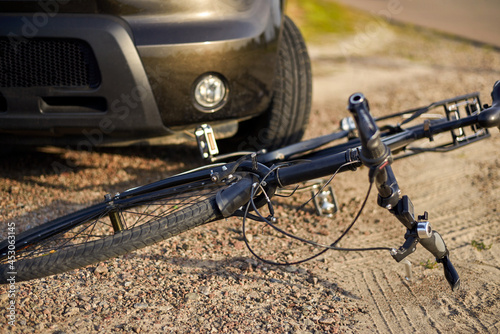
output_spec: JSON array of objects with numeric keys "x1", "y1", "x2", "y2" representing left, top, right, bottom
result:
[{"x1": 288, "y1": 0, "x2": 500, "y2": 47}]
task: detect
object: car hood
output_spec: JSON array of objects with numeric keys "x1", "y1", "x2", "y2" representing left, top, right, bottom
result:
[{"x1": 0, "y1": 0, "x2": 266, "y2": 16}]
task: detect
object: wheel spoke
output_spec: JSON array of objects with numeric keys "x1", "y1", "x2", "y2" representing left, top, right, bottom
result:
[{"x1": 5, "y1": 181, "x2": 222, "y2": 263}]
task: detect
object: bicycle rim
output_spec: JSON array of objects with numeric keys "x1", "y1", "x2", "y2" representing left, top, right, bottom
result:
[{"x1": 0, "y1": 179, "x2": 226, "y2": 282}]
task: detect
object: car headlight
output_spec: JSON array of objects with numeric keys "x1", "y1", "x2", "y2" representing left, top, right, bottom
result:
[{"x1": 193, "y1": 74, "x2": 228, "y2": 111}]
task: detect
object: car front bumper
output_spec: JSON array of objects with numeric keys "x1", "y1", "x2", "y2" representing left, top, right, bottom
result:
[{"x1": 0, "y1": 0, "x2": 283, "y2": 146}]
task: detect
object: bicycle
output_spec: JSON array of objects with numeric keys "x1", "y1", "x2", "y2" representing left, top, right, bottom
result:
[{"x1": 1, "y1": 81, "x2": 499, "y2": 290}]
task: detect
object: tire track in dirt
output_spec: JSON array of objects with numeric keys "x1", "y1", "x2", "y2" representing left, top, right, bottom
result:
[
  {"x1": 360, "y1": 269, "x2": 400, "y2": 334},
  {"x1": 337, "y1": 264, "x2": 441, "y2": 333},
  {"x1": 398, "y1": 281, "x2": 446, "y2": 334},
  {"x1": 371, "y1": 269, "x2": 416, "y2": 332},
  {"x1": 438, "y1": 294, "x2": 490, "y2": 333}
]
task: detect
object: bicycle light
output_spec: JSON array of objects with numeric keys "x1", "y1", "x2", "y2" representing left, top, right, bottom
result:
[{"x1": 193, "y1": 74, "x2": 228, "y2": 111}]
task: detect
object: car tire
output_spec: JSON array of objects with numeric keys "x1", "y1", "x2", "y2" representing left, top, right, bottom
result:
[{"x1": 221, "y1": 16, "x2": 312, "y2": 153}]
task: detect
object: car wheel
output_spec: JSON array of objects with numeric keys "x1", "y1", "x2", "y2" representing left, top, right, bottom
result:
[{"x1": 221, "y1": 16, "x2": 312, "y2": 153}]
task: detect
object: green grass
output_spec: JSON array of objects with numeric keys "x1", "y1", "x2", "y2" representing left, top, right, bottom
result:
[
  {"x1": 420, "y1": 259, "x2": 439, "y2": 269},
  {"x1": 286, "y1": 0, "x2": 373, "y2": 41},
  {"x1": 471, "y1": 240, "x2": 492, "y2": 251}
]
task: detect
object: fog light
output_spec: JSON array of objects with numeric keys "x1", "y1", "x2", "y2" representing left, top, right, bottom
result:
[{"x1": 193, "y1": 74, "x2": 227, "y2": 111}]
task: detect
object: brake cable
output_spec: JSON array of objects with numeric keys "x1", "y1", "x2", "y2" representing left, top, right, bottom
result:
[{"x1": 241, "y1": 163, "x2": 392, "y2": 267}]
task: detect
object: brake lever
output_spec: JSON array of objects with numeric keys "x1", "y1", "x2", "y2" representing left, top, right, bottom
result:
[
  {"x1": 391, "y1": 222, "x2": 460, "y2": 291},
  {"x1": 390, "y1": 234, "x2": 419, "y2": 262}
]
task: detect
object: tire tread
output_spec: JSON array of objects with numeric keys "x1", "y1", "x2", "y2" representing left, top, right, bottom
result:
[{"x1": 0, "y1": 198, "x2": 219, "y2": 283}]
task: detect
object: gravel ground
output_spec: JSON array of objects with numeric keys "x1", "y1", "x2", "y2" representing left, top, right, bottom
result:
[{"x1": 1, "y1": 21, "x2": 499, "y2": 333}]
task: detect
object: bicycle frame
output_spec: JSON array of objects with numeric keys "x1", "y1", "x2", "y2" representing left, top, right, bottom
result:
[{"x1": 27, "y1": 89, "x2": 495, "y2": 234}]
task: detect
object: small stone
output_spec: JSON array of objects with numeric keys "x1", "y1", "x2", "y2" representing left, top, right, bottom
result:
[
  {"x1": 0, "y1": 293, "x2": 9, "y2": 303},
  {"x1": 319, "y1": 317, "x2": 336, "y2": 325},
  {"x1": 303, "y1": 318, "x2": 315, "y2": 327},
  {"x1": 63, "y1": 307, "x2": 80, "y2": 316},
  {"x1": 94, "y1": 265, "x2": 108, "y2": 275},
  {"x1": 297, "y1": 267, "x2": 307, "y2": 274},
  {"x1": 311, "y1": 315, "x2": 321, "y2": 322},
  {"x1": 240, "y1": 261, "x2": 252, "y2": 271},
  {"x1": 157, "y1": 305, "x2": 173, "y2": 312},
  {"x1": 133, "y1": 303, "x2": 148, "y2": 309},
  {"x1": 199, "y1": 286, "x2": 211, "y2": 295},
  {"x1": 78, "y1": 295, "x2": 91, "y2": 302},
  {"x1": 185, "y1": 292, "x2": 201, "y2": 301},
  {"x1": 307, "y1": 276, "x2": 318, "y2": 285}
]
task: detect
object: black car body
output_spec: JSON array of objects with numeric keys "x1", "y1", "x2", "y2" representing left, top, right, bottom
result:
[{"x1": 0, "y1": 0, "x2": 311, "y2": 150}]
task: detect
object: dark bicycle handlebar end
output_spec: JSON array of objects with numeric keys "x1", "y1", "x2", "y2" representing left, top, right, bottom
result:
[
  {"x1": 347, "y1": 93, "x2": 390, "y2": 163},
  {"x1": 437, "y1": 255, "x2": 461, "y2": 291},
  {"x1": 478, "y1": 80, "x2": 500, "y2": 130}
]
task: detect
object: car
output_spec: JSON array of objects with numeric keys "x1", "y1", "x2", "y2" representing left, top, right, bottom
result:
[{"x1": 0, "y1": 0, "x2": 312, "y2": 153}]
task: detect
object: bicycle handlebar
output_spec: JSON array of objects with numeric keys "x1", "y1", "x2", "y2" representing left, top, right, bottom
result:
[
  {"x1": 479, "y1": 80, "x2": 500, "y2": 129},
  {"x1": 347, "y1": 93, "x2": 390, "y2": 165}
]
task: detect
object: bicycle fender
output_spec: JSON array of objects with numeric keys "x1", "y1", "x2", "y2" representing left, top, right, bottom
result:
[{"x1": 216, "y1": 175, "x2": 256, "y2": 217}]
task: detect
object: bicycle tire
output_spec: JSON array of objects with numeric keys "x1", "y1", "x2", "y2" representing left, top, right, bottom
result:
[{"x1": 0, "y1": 183, "x2": 224, "y2": 284}]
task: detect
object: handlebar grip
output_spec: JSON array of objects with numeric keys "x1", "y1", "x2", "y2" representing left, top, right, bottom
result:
[
  {"x1": 439, "y1": 256, "x2": 461, "y2": 291},
  {"x1": 492, "y1": 80, "x2": 500, "y2": 101},
  {"x1": 347, "y1": 93, "x2": 389, "y2": 163},
  {"x1": 419, "y1": 230, "x2": 447, "y2": 258},
  {"x1": 419, "y1": 231, "x2": 460, "y2": 291},
  {"x1": 478, "y1": 80, "x2": 500, "y2": 129}
]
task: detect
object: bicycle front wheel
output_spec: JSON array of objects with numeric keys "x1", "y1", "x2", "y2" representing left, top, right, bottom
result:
[{"x1": 0, "y1": 180, "x2": 226, "y2": 283}]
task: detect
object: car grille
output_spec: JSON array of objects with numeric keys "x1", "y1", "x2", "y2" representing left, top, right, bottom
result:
[{"x1": 0, "y1": 38, "x2": 101, "y2": 88}]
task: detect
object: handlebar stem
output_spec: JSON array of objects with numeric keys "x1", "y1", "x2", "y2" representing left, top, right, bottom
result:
[
  {"x1": 348, "y1": 93, "x2": 392, "y2": 166},
  {"x1": 375, "y1": 165, "x2": 401, "y2": 210},
  {"x1": 347, "y1": 92, "x2": 460, "y2": 290}
]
